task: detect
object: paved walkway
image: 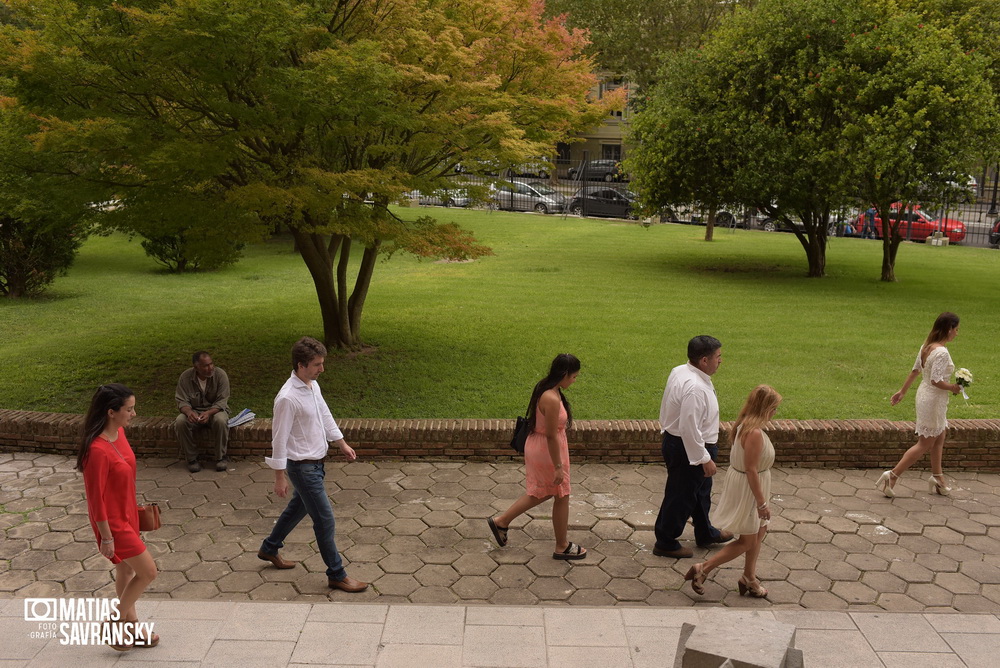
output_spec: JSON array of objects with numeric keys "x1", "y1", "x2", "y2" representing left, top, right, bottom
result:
[
  {"x1": 2, "y1": 453, "x2": 1000, "y2": 610},
  {"x1": 3, "y1": 598, "x2": 999, "y2": 667}
]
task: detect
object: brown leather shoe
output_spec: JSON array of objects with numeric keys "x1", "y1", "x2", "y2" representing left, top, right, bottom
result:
[
  {"x1": 257, "y1": 550, "x2": 296, "y2": 569},
  {"x1": 329, "y1": 576, "x2": 369, "y2": 593}
]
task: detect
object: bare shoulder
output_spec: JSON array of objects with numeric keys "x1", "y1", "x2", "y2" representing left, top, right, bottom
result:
[
  {"x1": 742, "y1": 428, "x2": 764, "y2": 448},
  {"x1": 538, "y1": 388, "x2": 561, "y2": 411}
]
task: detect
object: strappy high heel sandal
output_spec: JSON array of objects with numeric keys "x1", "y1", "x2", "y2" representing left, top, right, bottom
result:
[
  {"x1": 875, "y1": 470, "x2": 898, "y2": 498},
  {"x1": 684, "y1": 563, "x2": 708, "y2": 595},
  {"x1": 738, "y1": 575, "x2": 768, "y2": 598},
  {"x1": 928, "y1": 473, "x2": 951, "y2": 496}
]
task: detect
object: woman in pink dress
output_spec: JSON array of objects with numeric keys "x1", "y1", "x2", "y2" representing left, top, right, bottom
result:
[
  {"x1": 489, "y1": 354, "x2": 585, "y2": 560},
  {"x1": 77, "y1": 384, "x2": 159, "y2": 651}
]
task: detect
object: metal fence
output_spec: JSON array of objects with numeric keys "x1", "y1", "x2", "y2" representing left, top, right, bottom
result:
[{"x1": 409, "y1": 165, "x2": 999, "y2": 250}]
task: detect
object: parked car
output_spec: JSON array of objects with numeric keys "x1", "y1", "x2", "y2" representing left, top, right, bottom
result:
[
  {"x1": 660, "y1": 204, "x2": 749, "y2": 228},
  {"x1": 853, "y1": 204, "x2": 966, "y2": 243},
  {"x1": 568, "y1": 186, "x2": 638, "y2": 219},
  {"x1": 989, "y1": 219, "x2": 1000, "y2": 248},
  {"x1": 508, "y1": 160, "x2": 550, "y2": 179},
  {"x1": 568, "y1": 159, "x2": 626, "y2": 182},
  {"x1": 405, "y1": 188, "x2": 470, "y2": 208},
  {"x1": 492, "y1": 180, "x2": 567, "y2": 214}
]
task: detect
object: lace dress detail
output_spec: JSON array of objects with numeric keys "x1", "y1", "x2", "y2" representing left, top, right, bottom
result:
[{"x1": 912, "y1": 346, "x2": 954, "y2": 438}]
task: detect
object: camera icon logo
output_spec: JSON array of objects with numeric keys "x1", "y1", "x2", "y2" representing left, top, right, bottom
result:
[{"x1": 24, "y1": 599, "x2": 58, "y2": 622}]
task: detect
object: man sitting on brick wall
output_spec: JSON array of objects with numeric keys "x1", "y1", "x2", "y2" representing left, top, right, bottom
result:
[{"x1": 174, "y1": 351, "x2": 230, "y2": 473}]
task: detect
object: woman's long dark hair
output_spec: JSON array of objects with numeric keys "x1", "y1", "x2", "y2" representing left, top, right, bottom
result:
[
  {"x1": 920, "y1": 311, "x2": 960, "y2": 365},
  {"x1": 526, "y1": 354, "x2": 580, "y2": 431},
  {"x1": 76, "y1": 384, "x2": 134, "y2": 471}
]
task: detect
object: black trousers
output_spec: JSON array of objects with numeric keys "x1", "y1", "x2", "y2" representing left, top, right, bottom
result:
[{"x1": 653, "y1": 432, "x2": 722, "y2": 551}]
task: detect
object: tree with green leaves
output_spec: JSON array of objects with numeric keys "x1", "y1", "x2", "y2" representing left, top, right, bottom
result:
[
  {"x1": 3, "y1": 0, "x2": 611, "y2": 347},
  {"x1": 629, "y1": 0, "x2": 996, "y2": 279},
  {"x1": 545, "y1": 0, "x2": 755, "y2": 93},
  {"x1": 0, "y1": 103, "x2": 91, "y2": 298}
]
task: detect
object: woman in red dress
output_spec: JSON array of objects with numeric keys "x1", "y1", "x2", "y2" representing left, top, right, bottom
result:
[
  {"x1": 76, "y1": 384, "x2": 158, "y2": 650},
  {"x1": 488, "y1": 354, "x2": 586, "y2": 560}
]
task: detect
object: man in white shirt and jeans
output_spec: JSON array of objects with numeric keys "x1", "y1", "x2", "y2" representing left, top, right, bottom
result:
[
  {"x1": 257, "y1": 336, "x2": 368, "y2": 593},
  {"x1": 653, "y1": 335, "x2": 734, "y2": 558}
]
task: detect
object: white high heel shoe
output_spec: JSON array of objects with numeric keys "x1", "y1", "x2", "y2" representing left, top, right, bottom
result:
[
  {"x1": 928, "y1": 474, "x2": 951, "y2": 496},
  {"x1": 875, "y1": 470, "x2": 897, "y2": 498}
]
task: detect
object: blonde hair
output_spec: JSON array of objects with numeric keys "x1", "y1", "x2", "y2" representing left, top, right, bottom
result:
[{"x1": 730, "y1": 385, "x2": 782, "y2": 446}]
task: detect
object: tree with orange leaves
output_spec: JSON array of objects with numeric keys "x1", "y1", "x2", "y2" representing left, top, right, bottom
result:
[{"x1": 4, "y1": 0, "x2": 616, "y2": 347}]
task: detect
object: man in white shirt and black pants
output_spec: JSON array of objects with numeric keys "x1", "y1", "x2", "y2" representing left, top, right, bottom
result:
[
  {"x1": 257, "y1": 336, "x2": 369, "y2": 593},
  {"x1": 652, "y1": 335, "x2": 734, "y2": 559}
]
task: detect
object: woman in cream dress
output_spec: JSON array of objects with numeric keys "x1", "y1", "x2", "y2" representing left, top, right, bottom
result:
[
  {"x1": 878, "y1": 312, "x2": 963, "y2": 497},
  {"x1": 684, "y1": 385, "x2": 779, "y2": 598}
]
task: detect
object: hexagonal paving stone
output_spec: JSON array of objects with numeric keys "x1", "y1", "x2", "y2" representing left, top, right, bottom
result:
[
  {"x1": 378, "y1": 553, "x2": 423, "y2": 574},
  {"x1": 528, "y1": 576, "x2": 574, "y2": 601},
  {"x1": 606, "y1": 578, "x2": 652, "y2": 602},
  {"x1": 906, "y1": 583, "x2": 953, "y2": 607},
  {"x1": 450, "y1": 575, "x2": 497, "y2": 599},
  {"x1": 489, "y1": 564, "x2": 534, "y2": 590},
  {"x1": 217, "y1": 571, "x2": 265, "y2": 593},
  {"x1": 199, "y1": 542, "x2": 244, "y2": 562},
  {"x1": 813, "y1": 561, "x2": 860, "y2": 583},
  {"x1": 598, "y1": 556, "x2": 643, "y2": 579},
  {"x1": 831, "y1": 581, "x2": 878, "y2": 604},
  {"x1": 861, "y1": 571, "x2": 907, "y2": 594},
  {"x1": 525, "y1": 555, "x2": 571, "y2": 578},
  {"x1": 452, "y1": 553, "x2": 498, "y2": 576},
  {"x1": 934, "y1": 572, "x2": 981, "y2": 595},
  {"x1": 247, "y1": 582, "x2": 296, "y2": 600},
  {"x1": 11, "y1": 550, "x2": 56, "y2": 570},
  {"x1": 787, "y1": 570, "x2": 832, "y2": 592},
  {"x1": 410, "y1": 586, "x2": 459, "y2": 604},
  {"x1": 185, "y1": 561, "x2": 233, "y2": 582},
  {"x1": 490, "y1": 588, "x2": 539, "y2": 605},
  {"x1": 413, "y1": 564, "x2": 460, "y2": 587},
  {"x1": 889, "y1": 561, "x2": 934, "y2": 584},
  {"x1": 420, "y1": 527, "x2": 462, "y2": 547},
  {"x1": 591, "y1": 519, "x2": 633, "y2": 541}
]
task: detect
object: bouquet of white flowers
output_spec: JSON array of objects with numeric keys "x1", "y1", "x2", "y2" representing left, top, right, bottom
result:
[{"x1": 955, "y1": 368, "x2": 973, "y2": 401}]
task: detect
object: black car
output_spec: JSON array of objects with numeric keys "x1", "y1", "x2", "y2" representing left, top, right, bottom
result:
[
  {"x1": 568, "y1": 186, "x2": 638, "y2": 219},
  {"x1": 568, "y1": 159, "x2": 625, "y2": 182}
]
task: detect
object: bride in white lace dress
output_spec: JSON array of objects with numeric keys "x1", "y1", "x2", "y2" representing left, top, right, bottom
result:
[{"x1": 877, "y1": 312, "x2": 963, "y2": 498}]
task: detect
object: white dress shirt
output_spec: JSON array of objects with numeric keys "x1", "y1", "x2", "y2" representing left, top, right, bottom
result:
[
  {"x1": 265, "y1": 372, "x2": 344, "y2": 470},
  {"x1": 658, "y1": 362, "x2": 720, "y2": 466}
]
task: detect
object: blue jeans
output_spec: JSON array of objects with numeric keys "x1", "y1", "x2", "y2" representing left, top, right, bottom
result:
[
  {"x1": 653, "y1": 432, "x2": 724, "y2": 551},
  {"x1": 260, "y1": 460, "x2": 346, "y2": 581}
]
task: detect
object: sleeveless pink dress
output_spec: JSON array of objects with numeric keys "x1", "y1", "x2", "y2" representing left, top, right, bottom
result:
[{"x1": 524, "y1": 401, "x2": 571, "y2": 498}]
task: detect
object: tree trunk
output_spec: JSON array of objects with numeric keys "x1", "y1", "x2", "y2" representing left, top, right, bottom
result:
[
  {"x1": 790, "y1": 216, "x2": 827, "y2": 277},
  {"x1": 290, "y1": 225, "x2": 381, "y2": 350},
  {"x1": 704, "y1": 208, "x2": 715, "y2": 241},
  {"x1": 290, "y1": 227, "x2": 347, "y2": 348},
  {"x1": 804, "y1": 233, "x2": 826, "y2": 277}
]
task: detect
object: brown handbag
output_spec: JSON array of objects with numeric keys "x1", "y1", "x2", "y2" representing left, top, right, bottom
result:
[{"x1": 137, "y1": 503, "x2": 161, "y2": 531}]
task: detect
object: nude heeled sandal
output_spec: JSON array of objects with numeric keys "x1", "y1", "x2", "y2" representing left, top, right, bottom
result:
[
  {"x1": 875, "y1": 470, "x2": 898, "y2": 498},
  {"x1": 928, "y1": 474, "x2": 951, "y2": 496}
]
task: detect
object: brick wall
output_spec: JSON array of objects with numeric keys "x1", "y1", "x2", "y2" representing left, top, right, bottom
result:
[{"x1": 3, "y1": 410, "x2": 999, "y2": 470}]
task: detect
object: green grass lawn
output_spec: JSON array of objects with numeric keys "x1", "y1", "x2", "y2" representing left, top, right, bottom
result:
[{"x1": 2, "y1": 207, "x2": 997, "y2": 422}]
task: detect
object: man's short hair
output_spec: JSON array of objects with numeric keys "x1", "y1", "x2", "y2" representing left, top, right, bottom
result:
[
  {"x1": 292, "y1": 336, "x2": 327, "y2": 370},
  {"x1": 687, "y1": 336, "x2": 722, "y2": 363},
  {"x1": 191, "y1": 350, "x2": 210, "y2": 365}
]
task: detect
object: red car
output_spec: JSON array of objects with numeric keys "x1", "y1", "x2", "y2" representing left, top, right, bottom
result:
[{"x1": 855, "y1": 204, "x2": 966, "y2": 243}]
